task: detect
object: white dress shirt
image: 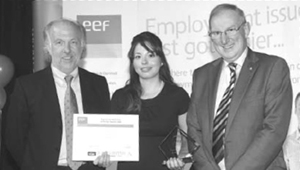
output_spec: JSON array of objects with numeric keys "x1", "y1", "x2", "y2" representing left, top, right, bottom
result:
[
  {"x1": 51, "y1": 66, "x2": 84, "y2": 165},
  {"x1": 214, "y1": 48, "x2": 248, "y2": 170}
]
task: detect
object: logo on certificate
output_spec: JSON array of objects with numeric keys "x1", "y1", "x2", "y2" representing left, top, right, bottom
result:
[
  {"x1": 88, "y1": 152, "x2": 96, "y2": 156},
  {"x1": 77, "y1": 117, "x2": 88, "y2": 125}
]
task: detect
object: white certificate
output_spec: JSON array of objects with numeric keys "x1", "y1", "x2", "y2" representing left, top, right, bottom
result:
[{"x1": 72, "y1": 114, "x2": 139, "y2": 161}]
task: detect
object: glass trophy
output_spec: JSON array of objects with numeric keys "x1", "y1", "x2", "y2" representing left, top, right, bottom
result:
[{"x1": 159, "y1": 126, "x2": 200, "y2": 164}]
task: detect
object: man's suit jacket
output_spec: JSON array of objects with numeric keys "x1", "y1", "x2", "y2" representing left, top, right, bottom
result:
[
  {"x1": 5, "y1": 67, "x2": 111, "y2": 170},
  {"x1": 187, "y1": 48, "x2": 292, "y2": 170}
]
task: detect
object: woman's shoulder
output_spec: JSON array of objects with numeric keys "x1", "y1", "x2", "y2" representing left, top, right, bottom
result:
[
  {"x1": 164, "y1": 83, "x2": 189, "y2": 98},
  {"x1": 162, "y1": 83, "x2": 190, "y2": 112},
  {"x1": 111, "y1": 87, "x2": 128, "y2": 100},
  {"x1": 113, "y1": 87, "x2": 126, "y2": 94}
]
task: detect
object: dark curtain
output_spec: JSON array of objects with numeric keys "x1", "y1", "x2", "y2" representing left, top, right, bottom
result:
[
  {"x1": 0, "y1": 0, "x2": 33, "y2": 169},
  {"x1": 0, "y1": 0, "x2": 33, "y2": 77}
]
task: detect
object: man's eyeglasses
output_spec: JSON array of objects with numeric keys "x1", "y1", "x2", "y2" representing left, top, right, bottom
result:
[{"x1": 208, "y1": 21, "x2": 246, "y2": 40}]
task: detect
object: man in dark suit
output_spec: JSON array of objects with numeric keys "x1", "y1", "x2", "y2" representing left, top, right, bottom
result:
[
  {"x1": 187, "y1": 4, "x2": 292, "y2": 170},
  {"x1": 5, "y1": 18, "x2": 111, "y2": 170}
]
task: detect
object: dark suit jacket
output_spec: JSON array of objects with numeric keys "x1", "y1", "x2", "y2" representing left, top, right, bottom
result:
[
  {"x1": 4, "y1": 67, "x2": 111, "y2": 170},
  {"x1": 187, "y1": 48, "x2": 292, "y2": 170}
]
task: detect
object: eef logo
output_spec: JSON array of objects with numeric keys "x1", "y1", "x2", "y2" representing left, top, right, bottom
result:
[
  {"x1": 77, "y1": 15, "x2": 122, "y2": 44},
  {"x1": 83, "y1": 20, "x2": 110, "y2": 32}
]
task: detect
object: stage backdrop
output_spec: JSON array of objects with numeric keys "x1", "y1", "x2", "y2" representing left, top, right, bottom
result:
[{"x1": 62, "y1": 1, "x2": 300, "y2": 135}]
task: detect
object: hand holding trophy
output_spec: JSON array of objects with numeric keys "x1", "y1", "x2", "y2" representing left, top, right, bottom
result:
[{"x1": 159, "y1": 126, "x2": 200, "y2": 168}]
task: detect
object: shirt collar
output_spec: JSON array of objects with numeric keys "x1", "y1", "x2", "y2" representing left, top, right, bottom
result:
[
  {"x1": 223, "y1": 48, "x2": 248, "y2": 68},
  {"x1": 51, "y1": 65, "x2": 79, "y2": 82}
]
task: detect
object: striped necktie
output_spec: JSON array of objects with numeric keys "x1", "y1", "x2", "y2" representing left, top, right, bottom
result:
[
  {"x1": 212, "y1": 63, "x2": 237, "y2": 164},
  {"x1": 64, "y1": 75, "x2": 82, "y2": 170}
]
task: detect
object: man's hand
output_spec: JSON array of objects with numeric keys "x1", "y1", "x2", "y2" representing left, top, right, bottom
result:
[
  {"x1": 93, "y1": 151, "x2": 112, "y2": 168},
  {"x1": 164, "y1": 157, "x2": 185, "y2": 170}
]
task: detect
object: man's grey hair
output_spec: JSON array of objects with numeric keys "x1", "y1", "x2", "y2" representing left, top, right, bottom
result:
[
  {"x1": 208, "y1": 3, "x2": 246, "y2": 30},
  {"x1": 43, "y1": 18, "x2": 87, "y2": 62}
]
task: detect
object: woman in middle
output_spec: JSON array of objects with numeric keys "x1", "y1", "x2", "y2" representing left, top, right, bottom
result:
[{"x1": 111, "y1": 31, "x2": 190, "y2": 170}]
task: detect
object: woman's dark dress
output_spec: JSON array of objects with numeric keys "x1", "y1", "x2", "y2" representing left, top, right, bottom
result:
[{"x1": 111, "y1": 83, "x2": 190, "y2": 170}]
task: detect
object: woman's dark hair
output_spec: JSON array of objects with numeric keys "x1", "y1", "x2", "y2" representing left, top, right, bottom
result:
[{"x1": 123, "y1": 31, "x2": 175, "y2": 113}]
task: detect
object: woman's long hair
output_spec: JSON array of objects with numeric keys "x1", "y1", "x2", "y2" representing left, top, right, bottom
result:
[{"x1": 124, "y1": 31, "x2": 175, "y2": 113}]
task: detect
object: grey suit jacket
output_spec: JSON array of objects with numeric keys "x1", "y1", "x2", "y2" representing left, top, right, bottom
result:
[{"x1": 187, "y1": 48, "x2": 292, "y2": 170}]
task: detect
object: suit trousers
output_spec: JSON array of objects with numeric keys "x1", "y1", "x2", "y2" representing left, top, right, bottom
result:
[
  {"x1": 56, "y1": 162, "x2": 105, "y2": 170},
  {"x1": 56, "y1": 166, "x2": 72, "y2": 170}
]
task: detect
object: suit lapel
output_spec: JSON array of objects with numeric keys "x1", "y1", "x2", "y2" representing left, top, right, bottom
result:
[
  {"x1": 42, "y1": 67, "x2": 61, "y2": 118},
  {"x1": 79, "y1": 68, "x2": 96, "y2": 114},
  {"x1": 78, "y1": 68, "x2": 88, "y2": 113},
  {"x1": 225, "y1": 49, "x2": 259, "y2": 137}
]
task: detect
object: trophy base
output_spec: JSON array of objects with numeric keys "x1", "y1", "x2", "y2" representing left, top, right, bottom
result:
[
  {"x1": 182, "y1": 156, "x2": 193, "y2": 163},
  {"x1": 162, "y1": 155, "x2": 193, "y2": 165}
]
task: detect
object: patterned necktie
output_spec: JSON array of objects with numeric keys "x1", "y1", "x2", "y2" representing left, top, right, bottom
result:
[
  {"x1": 212, "y1": 63, "x2": 237, "y2": 164},
  {"x1": 64, "y1": 75, "x2": 82, "y2": 170}
]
